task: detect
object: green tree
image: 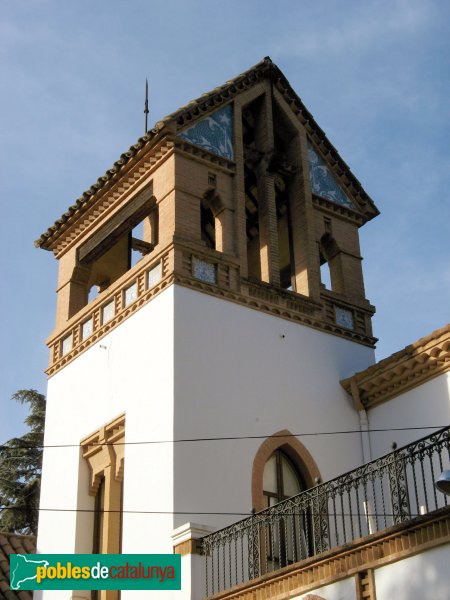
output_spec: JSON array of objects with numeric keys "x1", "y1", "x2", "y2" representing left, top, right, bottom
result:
[{"x1": 0, "y1": 390, "x2": 45, "y2": 535}]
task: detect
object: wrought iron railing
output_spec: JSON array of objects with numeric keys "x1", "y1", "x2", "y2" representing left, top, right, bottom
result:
[{"x1": 201, "y1": 425, "x2": 450, "y2": 596}]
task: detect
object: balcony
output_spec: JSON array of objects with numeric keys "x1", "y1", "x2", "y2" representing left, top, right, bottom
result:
[{"x1": 200, "y1": 426, "x2": 450, "y2": 597}]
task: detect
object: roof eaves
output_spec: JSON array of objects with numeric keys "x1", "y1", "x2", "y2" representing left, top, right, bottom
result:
[
  {"x1": 34, "y1": 123, "x2": 167, "y2": 250},
  {"x1": 341, "y1": 323, "x2": 450, "y2": 400}
]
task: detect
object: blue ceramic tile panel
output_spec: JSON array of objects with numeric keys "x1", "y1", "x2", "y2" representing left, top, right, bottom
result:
[
  {"x1": 81, "y1": 318, "x2": 93, "y2": 341},
  {"x1": 147, "y1": 262, "x2": 162, "y2": 288},
  {"x1": 335, "y1": 307, "x2": 354, "y2": 330},
  {"x1": 61, "y1": 334, "x2": 73, "y2": 356},
  {"x1": 192, "y1": 257, "x2": 216, "y2": 284},
  {"x1": 102, "y1": 300, "x2": 115, "y2": 324},
  {"x1": 307, "y1": 142, "x2": 354, "y2": 209},
  {"x1": 178, "y1": 104, "x2": 234, "y2": 160},
  {"x1": 124, "y1": 282, "x2": 138, "y2": 306}
]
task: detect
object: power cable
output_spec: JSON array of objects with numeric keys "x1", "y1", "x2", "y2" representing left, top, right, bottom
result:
[
  {"x1": 0, "y1": 506, "x2": 437, "y2": 518},
  {"x1": 0, "y1": 425, "x2": 446, "y2": 451}
]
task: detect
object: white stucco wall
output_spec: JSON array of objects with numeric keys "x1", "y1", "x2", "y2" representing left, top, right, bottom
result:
[
  {"x1": 172, "y1": 285, "x2": 375, "y2": 531},
  {"x1": 293, "y1": 576, "x2": 355, "y2": 599},
  {"x1": 368, "y1": 373, "x2": 450, "y2": 459},
  {"x1": 38, "y1": 284, "x2": 377, "y2": 600},
  {"x1": 375, "y1": 544, "x2": 450, "y2": 600},
  {"x1": 37, "y1": 288, "x2": 176, "y2": 600}
]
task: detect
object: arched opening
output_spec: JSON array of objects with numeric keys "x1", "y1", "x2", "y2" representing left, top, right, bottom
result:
[
  {"x1": 78, "y1": 191, "x2": 158, "y2": 310},
  {"x1": 319, "y1": 233, "x2": 342, "y2": 293},
  {"x1": 252, "y1": 430, "x2": 321, "y2": 512},
  {"x1": 200, "y1": 199, "x2": 216, "y2": 249},
  {"x1": 319, "y1": 254, "x2": 332, "y2": 290},
  {"x1": 88, "y1": 284, "x2": 99, "y2": 304},
  {"x1": 252, "y1": 431, "x2": 322, "y2": 571}
]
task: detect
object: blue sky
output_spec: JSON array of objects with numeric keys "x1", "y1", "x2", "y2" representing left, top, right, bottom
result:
[{"x1": 1, "y1": 0, "x2": 449, "y2": 441}]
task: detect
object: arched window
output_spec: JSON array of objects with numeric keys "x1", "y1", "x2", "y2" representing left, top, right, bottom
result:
[
  {"x1": 252, "y1": 432, "x2": 322, "y2": 571},
  {"x1": 262, "y1": 450, "x2": 311, "y2": 569},
  {"x1": 252, "y1": 430, "x2": 321, "y2": 513},
  {"x1": 263, "y1": 449, "x2": 305, "y2": 508}
]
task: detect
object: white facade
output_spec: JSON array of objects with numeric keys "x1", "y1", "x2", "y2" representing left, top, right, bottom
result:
[
  {"x1": 38, "y1": 284, "x2": 377, "y2": 600},
  {"x1": 289, "y1": 545, "x2": 450, "y2": 600},
  {"x1": 367, "y1": 372, "x2": 450, "y2": 459},
  {"x1": 37, "y1": 282, "x2": 450, "y2": 600},
  {"x1": 374, "y1": 545, "x2": 450, "y2": 600},
  {"x1": 294, "y1": 577, "x2": 355, "y2": 600},
  {"x1": 172, "y1": 285, "x2": 374, "y2": 530}
]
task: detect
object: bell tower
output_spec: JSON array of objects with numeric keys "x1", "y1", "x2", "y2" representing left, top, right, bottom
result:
[{"x1": 36, "y1": 58, "x2": 379, "y2": 600}]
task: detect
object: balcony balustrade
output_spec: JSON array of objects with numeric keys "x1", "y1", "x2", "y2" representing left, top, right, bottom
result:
[{"x1": 201, "y1": 425, "x2": 450, "y2": 596}]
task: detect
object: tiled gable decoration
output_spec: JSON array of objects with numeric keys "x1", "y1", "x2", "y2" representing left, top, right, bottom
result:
[
  {"x1": 178, "y1": 104, "x2": 234, "y2": 160},
  {"x1": 307, "y1": 142, "x2": 354, "y2": 209}
]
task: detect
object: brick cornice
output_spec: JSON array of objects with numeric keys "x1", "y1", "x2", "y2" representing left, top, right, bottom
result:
[
  {"x1": 45, "y1": 240, "x2": 377, "y2": 378},
  {"x1": 312, "y1": 194, "x2": 364, "y2": 226},
  {"x1": 37, "y1": 137, "x2": 175, "y2": 255},
  {"x1": 46, "y1": 245, "x2": 174, "y2": 377},
  {"x1": 81, "y1": 413, "x2": 125, "y2": 495},
  {"x1": 174, "y1": 274, "x2": 376, "y2": 348},
  {"x1": 341, "y1": 324, "x2": 450, "y2": 409},
  {"x1": 174, "y1": 140, "x2": 236, "y2": 172},
  {"x1": 207, "y1": 507, "x2": 450, "y2": 600}
]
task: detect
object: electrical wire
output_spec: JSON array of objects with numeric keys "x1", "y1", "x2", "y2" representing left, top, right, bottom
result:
[
  {"x1": 0, "y1": 506, "x2": 437, "y2": 518},
  {"x1": 0, "y1": 425, "x2": 446, "y2": 451}
]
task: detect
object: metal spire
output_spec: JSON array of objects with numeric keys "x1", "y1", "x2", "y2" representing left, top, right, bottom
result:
[{"x1": 144, "y1": 78, "x2": 149, "y2": 133}]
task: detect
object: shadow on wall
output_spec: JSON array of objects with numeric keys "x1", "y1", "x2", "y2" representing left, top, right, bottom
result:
[
  {"x1": 374, "y1": 545, "x2": 450, "y2": 600},
  {"x1": 368, "y1": 372, "x2": 450, "y2": 459}
]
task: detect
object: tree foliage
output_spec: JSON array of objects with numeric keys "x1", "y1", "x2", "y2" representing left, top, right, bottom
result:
[{"x1": 0, "y1": 390, "x2": 45, "y2": 535}]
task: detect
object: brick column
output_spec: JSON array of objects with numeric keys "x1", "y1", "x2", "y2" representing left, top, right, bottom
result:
[
  {"x1": 288, "y1": 132, "x2": 321, "y2": 300},
  {"x1": 55, "y1": 249, "x2": 91, "y2": 328},
  {"x1": 215, "y1": 206, "x2": 235, "y2": 255},
  {"x1": 233, "y1": 104, "x2": 249, "y2": 278},
  {"x1": 258, "y1": 171, "x2": 280, "y2": 286},
  {"x1": 255, "y1": 85, "x2": 280, "y2": 286}
]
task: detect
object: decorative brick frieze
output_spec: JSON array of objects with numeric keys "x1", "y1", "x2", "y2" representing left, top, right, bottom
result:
[
  {"x1": 81, "y1": 414, "x2": 126, "y2": 495},
  {"x1": 312, "y1": 195, "x2": 364, "y2": 226},
  {"x1": 320, "y1": 291, "x2": 375, "y2": 339},
  {"x1": 174, "y1": 266, "x2": 375, "y2": 348},
  {"x1": 46, "y1": 236, "x2": 377, "y2": 377},
  {"x1": 174, "y1": 140, "x2": 235, "y2": 172},
  {"x1": 46, "y1": 246, "x2": 173, "y2": 377}
]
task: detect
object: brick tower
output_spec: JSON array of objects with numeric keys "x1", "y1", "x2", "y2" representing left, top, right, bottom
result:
[{"x1": 36, "y1": 58, "x2": 379, "y2": 600}]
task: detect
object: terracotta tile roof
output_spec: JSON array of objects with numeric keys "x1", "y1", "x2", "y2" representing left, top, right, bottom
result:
[
  {"x1": 0, "y1": 532, "x2": 36, "y2": 600},
  {"x1": 341, "y1": 323, "x2": 450, "y2": 408},
  {"x1": 35, "y1": 56, "x2": 379, "y2": 251}
]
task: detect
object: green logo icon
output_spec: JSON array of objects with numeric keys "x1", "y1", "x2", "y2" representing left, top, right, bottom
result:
[{"x1": 10, "y1": 554, "x2": 181, "y2": 590}]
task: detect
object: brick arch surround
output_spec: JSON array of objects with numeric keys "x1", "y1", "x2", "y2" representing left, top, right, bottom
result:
[{"x1": 252, "y1": 429, "x2": 322, "y2": 512}]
